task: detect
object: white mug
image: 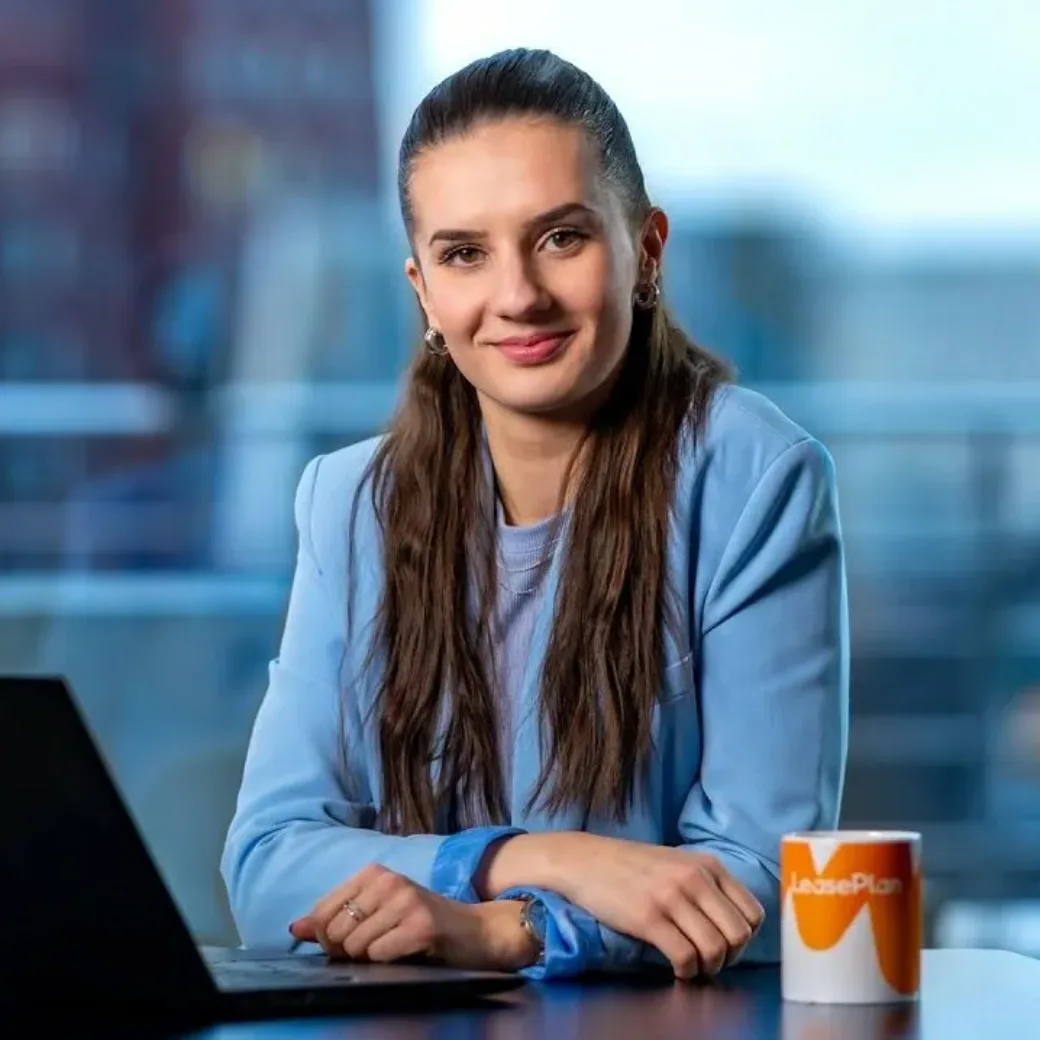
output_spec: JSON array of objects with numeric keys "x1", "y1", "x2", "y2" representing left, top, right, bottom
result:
[{"x1": 781, "y1": 830, "x2": 923, "y2": 1004}]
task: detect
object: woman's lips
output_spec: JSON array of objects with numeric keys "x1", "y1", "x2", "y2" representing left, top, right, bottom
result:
[{"x1": 493, "y1": 332, "x2": 574, "y2": 365}]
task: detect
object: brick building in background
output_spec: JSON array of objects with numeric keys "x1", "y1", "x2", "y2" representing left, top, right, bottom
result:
[
  {"x1": 0, "y1": 0, "x2": 137, "y2": 384},
  {"x1": 0, "y1": 0, "x2": 383, "y2": 568},
  {"x1": 134, "y1": 0, "x2": 382, "y2": 388},
  {"x1": 0, "y1": 0, "x2": 142, "y2": 566}
]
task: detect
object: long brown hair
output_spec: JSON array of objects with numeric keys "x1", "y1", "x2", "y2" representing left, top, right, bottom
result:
[{"x1": 354, "y1": 49, "x2": 731, "y2": 834}]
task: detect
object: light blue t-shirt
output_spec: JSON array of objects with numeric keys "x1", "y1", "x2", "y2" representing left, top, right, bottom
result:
[{"x1": 493, "y1": 506, "x2": 560, "y2": 806}]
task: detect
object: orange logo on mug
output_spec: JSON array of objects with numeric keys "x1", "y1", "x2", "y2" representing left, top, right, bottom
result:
[{"x1": 782, "y1": 839, "x2": 922, "y2": 995}]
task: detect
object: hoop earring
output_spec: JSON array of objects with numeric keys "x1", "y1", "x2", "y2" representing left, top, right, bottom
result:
[
  {"x1": 424, "y1": 326, "x2": 449, "y2": 357},
  {"x1": 634, "y1": 280, "x2": 660, "y2": 310}
]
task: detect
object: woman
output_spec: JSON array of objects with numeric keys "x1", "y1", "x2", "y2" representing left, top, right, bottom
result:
[{"x1": 221, "y1": 48, "x2": 848, "y2": 980}]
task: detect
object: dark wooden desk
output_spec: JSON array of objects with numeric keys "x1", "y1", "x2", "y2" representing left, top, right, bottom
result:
[{"x1": 186, "y1": 950, "x2": 1038, "y2": 1040}]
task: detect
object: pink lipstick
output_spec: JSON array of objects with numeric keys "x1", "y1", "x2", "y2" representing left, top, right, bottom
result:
[{"x1": 493, "y1": 331, "x2": 573, "y2": 365}]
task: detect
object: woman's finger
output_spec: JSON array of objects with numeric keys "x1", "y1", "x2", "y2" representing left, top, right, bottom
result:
[
  {"x1": 647, "y1": 916, "x2": 701, "y2": 980},
  {"x1": 289, "y1": 915, "x2": 318, "y2": 942},
  {"x1": 668, "y1": 896, "x2": 730, "y2": 976},
  {"x1": 309, "y1": 869, "x2": 372, "y2": 928},
  {"x1": 341, "y1": 901, "x2": 407, "y2": 960},
  {"x1": 682, "y1": 874, "x2": 755, "y2": 966},
  {"x1": 364, "y1": 919, "x2": 429, "y2": 964},
  {"x1": 704, "y1": 862, "x2": 766, "y2": 933},
  {"x1": 325, "y1": 889, "x2": 380, "y2": 947}
]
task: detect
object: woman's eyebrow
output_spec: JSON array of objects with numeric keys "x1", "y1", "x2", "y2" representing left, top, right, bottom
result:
[{"x1": 427, "y1": 201, "x2": 599, "y2": 247}]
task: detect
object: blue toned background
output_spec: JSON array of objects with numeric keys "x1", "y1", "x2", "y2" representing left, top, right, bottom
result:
[{"x1": 2, "y1": 0, "x2": 1039, "y2": 953}]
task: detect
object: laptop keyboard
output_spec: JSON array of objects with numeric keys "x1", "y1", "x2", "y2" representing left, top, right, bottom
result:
[{"x1": 210, "y1": 957, "x2": 356, "y2": 989}]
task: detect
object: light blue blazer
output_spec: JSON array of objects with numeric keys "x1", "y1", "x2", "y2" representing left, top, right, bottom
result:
[{"x1": 221, "y1": 384, "x2": 849, "y2": 978}]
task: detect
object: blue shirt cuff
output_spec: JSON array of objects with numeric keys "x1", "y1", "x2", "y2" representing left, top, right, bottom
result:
[
  {"x1": 497, "y1": 886, "x2": 606, "y2": 979},
  {"x1": 429, "y1": 826, "x2": 526, "y2": 903}
]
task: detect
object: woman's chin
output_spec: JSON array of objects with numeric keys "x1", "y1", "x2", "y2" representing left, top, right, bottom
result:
[{"x1": 483, "y1": 382, "x2": 587, "y2": 418}]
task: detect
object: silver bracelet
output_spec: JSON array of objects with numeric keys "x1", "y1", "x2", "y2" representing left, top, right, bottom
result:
[{"x1": 518, "y1": 893, "x2": 546, "y2": 967}]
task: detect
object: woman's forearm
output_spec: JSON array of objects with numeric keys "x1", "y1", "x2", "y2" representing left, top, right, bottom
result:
[
  {"x1": 479, "y1": 831, "x2": 772, "y2": 979},
  {"x1": 473, "y1": 832, "x2": 586, "y2": 900}
]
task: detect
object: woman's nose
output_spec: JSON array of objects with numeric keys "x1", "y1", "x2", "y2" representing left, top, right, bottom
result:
[{"x1": 490, "y1": 254, "x2": 550, "y2": 320}]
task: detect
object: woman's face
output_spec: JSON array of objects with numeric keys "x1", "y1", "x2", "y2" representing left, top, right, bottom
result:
[{"x1": 405, "y1": 117, "x2": 666, "y2": 422}]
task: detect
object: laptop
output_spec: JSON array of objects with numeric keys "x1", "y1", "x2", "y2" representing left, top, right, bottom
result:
[{"x1": 0, "y1": 676, "x2": 523, "y2": 1027}]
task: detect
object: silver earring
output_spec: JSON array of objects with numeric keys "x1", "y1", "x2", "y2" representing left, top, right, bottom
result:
[
  {"x1": 423, "y1": 326, "x2": 448, "y2": 356},
  {"x1": 634, "y1": 280, "x2": 660, "y2": 310}
]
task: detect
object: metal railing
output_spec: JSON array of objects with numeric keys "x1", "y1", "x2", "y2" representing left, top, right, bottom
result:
[
  {"x1": 4, "y1": 379, "x2": 1040, "y2": 436},
  {"x1": 1, "y1": 379, "x2": 1039, "y2": 614}
]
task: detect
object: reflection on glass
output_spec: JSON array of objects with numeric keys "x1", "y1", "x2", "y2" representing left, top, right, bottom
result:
[{"x1": 0, "y1": 0, "x2": 1038, "y2": 956}]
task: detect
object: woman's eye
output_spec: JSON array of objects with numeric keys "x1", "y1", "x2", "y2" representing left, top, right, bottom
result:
[
  {"x1": 442, "y1": 246, "x2": 483, "y2": 266},
  {"x1": 544, "y1": 228, "x2": 585, "y2": 251}
]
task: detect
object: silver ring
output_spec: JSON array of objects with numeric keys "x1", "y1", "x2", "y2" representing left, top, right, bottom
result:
[{"x1": 342, "y1": 898, "x2": 367, "y2": 923}]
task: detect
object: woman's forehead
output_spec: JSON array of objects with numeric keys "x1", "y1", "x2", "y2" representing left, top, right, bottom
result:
[{"x1": 407, "y1": 118, "x2": 611, "y2": 235}]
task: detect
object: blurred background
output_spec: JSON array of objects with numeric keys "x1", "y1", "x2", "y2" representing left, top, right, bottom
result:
[{"x1": 2, "y1": 0, "x2": 1039, "y2": 952}]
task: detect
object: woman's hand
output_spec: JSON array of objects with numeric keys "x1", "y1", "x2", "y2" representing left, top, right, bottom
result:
[
  {"x1": 479, "y1": 833, "x2": 765, "y2": 979},
  {"x1": 289, "y1": 864, "x2": 538, "y2": 972}
]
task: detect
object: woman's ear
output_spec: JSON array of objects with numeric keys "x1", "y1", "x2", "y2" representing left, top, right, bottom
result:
[
  {"x1": 638, "y1": 208, "x2": 669, "y2": 284},
  {"x1": 405, "y1": 257, "x2": 437, "y2": 328}
]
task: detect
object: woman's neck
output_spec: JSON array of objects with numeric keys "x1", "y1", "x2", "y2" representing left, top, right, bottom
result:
[{"x1": 481, "y1": 402, "x2": 586, "y2": 527}]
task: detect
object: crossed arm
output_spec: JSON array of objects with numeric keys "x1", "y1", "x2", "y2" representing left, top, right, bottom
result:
[{"x1": 221, "y1": 438, "x2": 847, "y2": 978}]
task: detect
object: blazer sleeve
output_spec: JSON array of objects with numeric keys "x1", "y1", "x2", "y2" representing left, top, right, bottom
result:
[
  {"x1": 220, "y1": 455, "x2": 520, "y2": 948},
  {"x1": 508, "y1": 436, "x2": 849, "y2": 977}
]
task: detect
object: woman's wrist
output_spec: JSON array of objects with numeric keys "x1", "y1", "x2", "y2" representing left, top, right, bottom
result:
[
  {"x1": 474, "y1": 832, "x2": 573, "y2": 900},
  {"x1": 476, "y1": 900, "x2": 542, "y2": 971}
]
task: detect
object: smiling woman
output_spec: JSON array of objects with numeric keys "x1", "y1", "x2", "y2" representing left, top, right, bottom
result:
[
  {"x1": 221, "y1": 48, "x2": 848, "y2": 981},
  {"x1": 406, "y1": 121, "x2": 648, "y2": 430}
]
